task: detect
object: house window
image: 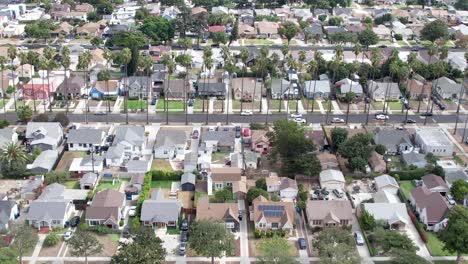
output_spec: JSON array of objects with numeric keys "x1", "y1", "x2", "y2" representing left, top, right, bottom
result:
[
  {"x1": 312, "y1": 220, "x2": 322, "y2": 225},
  {"x1": 215, "y1": 183, "x2": 223, "y2": 189},
  {"x1": 258, "y1": 223, "x2": 266, "y2": 228},
  {"x1": 79, "y1": 143, "x2": 83, "y2": 147},
  {"x1": 89, "y1": 220, "x2": 100, "y2": 226},
  {"x1": 226, "y1": 182, "x2": 232, "y2": 187},
  {"x1": 164, "y1": 150, "x2": 168, "y2": 154},
  {"x1": 70, "y1": 143, "x2": 74, "y2": 148},
  {"x1": 225, "y1": 222, "x2": 235, "y2": 229},
  {"x1": 167, "y1": 221, "x2": 176, "y2": 227},
  {"x1": 340, "y1": 220, "x2": 349, "y2": 226},
  {"x1": 52, "y1": 220, "x2": 61, "y2": 225},
  {"x1": 271, "y1": 223, "x2": 279, "y2": 230}
]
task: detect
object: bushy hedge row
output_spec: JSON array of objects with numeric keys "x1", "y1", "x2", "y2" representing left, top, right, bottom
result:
[
  {"x1": 389, "y1": 168, "x2": 428, "y2": 181},
  {"x1": 136, "y1": 173, "x2": 153, "y2": 217},
  {"x1": 357, "y1": 217, "x2": 377, "y2": 257},
  {"x1": 254, "y1": 229, "x2": 287, "y2": 239},
  {"x1": 408, "y1": 209, "x2": 428, "y2": 244},
  {"x1": 150, "y1": 170, "x2": 183, "y2": 181},
  {"x1": 79, "y1": 223, "x2": 119, "y2": 235}
]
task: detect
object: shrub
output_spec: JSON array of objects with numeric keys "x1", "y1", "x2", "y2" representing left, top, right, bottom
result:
[
  {"x1": 44, "y1": 232, "x2": 59, "y2": 247},
  {"x1": 389, "y1": 168, "x2": 428, "y2": 181},
  {"x1": 88, "y1": 225, "x2": 116, "y2": 235},
  {"x1": 408, "y1": 210, "x2": 428, "y2": 244},
  {"x1": 119, "y1": 220, "x2": 124, "y2": 227},
  {"x1": 0, "y1": 119, "x2": 8, "y2": 129},
  {"x1": 136, "y1": 173, "x2": 153, "y2": 217},
  {"x1": 311, "y1": 226, "x2": 322, "y2": 233},
  {"x1": 250, "y1": 123, "x2": 266, "y2": 130},
  {"x1": 150, "y1": 170, "x2": 183, "y2": 181}
]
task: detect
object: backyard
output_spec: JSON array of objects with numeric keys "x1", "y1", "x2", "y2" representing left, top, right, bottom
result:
[
  {"x1": 151, "y1": 180, "x2": 173, "y2": 189},
  {"x1": 399, "y1": 181, "x2": 415, "y2": 201},
  {"x1": 95, "y1": 179, "x2": 122, "y2": 192},
  {"x1": 152, "y1": 159, "x2": 173, "y2": 171}
]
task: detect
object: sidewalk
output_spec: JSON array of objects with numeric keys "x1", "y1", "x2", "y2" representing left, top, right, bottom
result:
[{"x1": 29, "y1": 234, "x2": 46, "y2": 264}]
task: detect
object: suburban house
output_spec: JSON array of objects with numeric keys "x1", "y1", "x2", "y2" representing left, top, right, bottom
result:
[
  {"x1": 318, "y1": 153, "x2": 339, "y2": 170},
  {"x1": 164, "y1": 79, "x2": 193, "y2": 100},
  {"x1": 251, "y1": 130, "x2": 270, "y2": 154},
  {"x1": 265, "y1": 175, "x2": 298, "y2": 201},
  {"x1": 373, "y1": 128, "x2": 414, "y2": 155},
  {"x1": 306, "y1": 200, "x2": 352, "y2": 228},
  {"x1": 124, "y1": 174, "x2": 146, "y2": 198},
  {"x1": 368, "y1": 80, "x2": 400, "y2": 101},
  {"x1": 80, "y1": 172, "x2": 97, "y2": 190},
  {"x1": 432, "y1": 77, "x2": 463, "y2": 100},
  {"x1": 445, "y1": 169, "x2": 468, "y2": 187},
  {"x1": 407, "y1": 79, "x2": 430, "y2": 99},
  {"x1": 415, "y1": 128, "x2": 453, "y2": 157},
  {"x1": 15, "y1": 63, "x2": 34, "y2": 79},
  {"x1": 303, "y1": 80, "x2": 331, "y2": 99},
  {"x1": 421, "y1": 174, "x2": 449, "y2": 196},
  {"x1": 122, "y1": 76, "x2": 151, "y2": 99},
  {"x1": 89, "y1": 80, "x2": 121, "y2": 99},
  {"x1": 181, "y1": 172, "x2": 196, "y2": 191},
  {"x1": 0, "y1": 200, "x2": 19, "y2": 230},
  {"x1": 231, "y1": 78, "x2": 263, "y2": 101},
  {"x1": 26, "y1": 122, "x2": 63, "y2": 150},
  {"x1": 141, "y1": 189, "x2": 182, "y2": 228},
  {"x1": 67, "y1": 128, "x2": 106, "y2": 151},
  {"x1": 209, "y1": 167, "x2": 242, "y2": 192},
  {"x1": 26, "y1": 149, "x2": 59, "y2": 173},
  {"x1": 69, "y1": 155, "x2": 105, "y2": 174},
  {"x1": 202, "y1": 130, "x2": 236, "y2": 151},
  {"x1": 335, "y1": 78, "x2": 363, "y2": 97},
  {"x1": 255, "y1": 21, "x2": 279, "y2": 38},
  {"x1": 374, "y1": 174, "x2": 399, "y2": 195},
  {"x1": 151, "y1": 71, "x2": 165, "y2": 94},
  {"x1": 368, "y1": 151, "x2": 386, "y2": 173},
  {"x1": 55, "y1": 73, "x2": 86, "y2": 98},
  {"x1": 86, "y1": 189, "x2": 125, "y2": 229},
  {"x1": 105, "y1": 144, "x2": 126, "y2": 167},
  {"x1": 401, "y1": 152, "x2": 427, "y2": 168},
  {"x1": 112, "y1": 125, "x2": 146, "y2": 158},
  {"x1": 196, "y1": 197, "x2": 239, "y2": 231},
  {"x1": 319, "y1": 169, "x2": 345, "y2": 190},
  {"x1": 23, "y1": 74, "x2": 64, "y2": 100},
  {"x1": 197, "y1": 81, "x2": 226, "y2": 98},
  {"x1": 251, "y1": 195, "x2": 295, "y2": 232},
  {"x1": 153, "y1": 129, "x2": 187, "y2": 159},
  {"x1": 362, "y1": 203, "x2": 409, "y2": 230},
  {"x1": 372, "y1": 25, "x2": 392, "y2": 39},
  {"x1": 270, "y1": 79, "x2": 300, "y2": 100},
  {"x1": 21, "y1": 175, "x2": 44, "y2": 201},
  {"x1": 410, "y1": 186, "x2": 449, "y2": 232}
]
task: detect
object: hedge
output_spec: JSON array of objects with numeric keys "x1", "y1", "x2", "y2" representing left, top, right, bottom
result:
[
  {"x1": 357, "y1": 217, "x2": 377, "y2": 256},
  {"x1": 136, "y1": 172, "x2": 153, "y2": 218},
  {"x1": 150, "y1": 170, "x2": 183, "y2": 181},
  {"x1": 253, "y1": 229, "x2": 287, "y2": 239},
  {"x1": 44, "y1": 232, "x2": 59, "y2": 247},
  {"x1": 408, "y1": 209, "x2": 428, "y2": 244},
  {"x1": 389, "y1": 168, "x2": 428, "y2": 181}
]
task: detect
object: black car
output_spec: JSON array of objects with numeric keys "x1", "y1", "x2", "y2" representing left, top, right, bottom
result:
[
  {"x1": 150, "y1": 98, "x2": 157, "y2": 105},
  {"x1": 420, "y1": 112, "x2": 433, "y2": 117},
  {"x1": 122, "y1": 227, "x2": 130, "y2": 238},
  {"x1": 181, "y1": 231, "x2": 188, "y2": 242},
  {"x1": 70, "y1": 216, "x2": 80, "y2": 227},
  {"x1": 298, "y1": 238, "x2": 307, "y2": 250},
  {"x1": 181, "y1": 219, "x2": 189, "y2": 231},
  {"x1": 404, "y1": 119, "x2": 416, "y2": 124}
]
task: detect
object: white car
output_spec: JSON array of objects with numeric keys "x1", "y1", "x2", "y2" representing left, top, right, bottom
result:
[
  {"x1": 446, "y1": 194, "x2": 456, "y2": 205},
  {"x1": 240, "y1": 110, "x2": 253, "y2": 116},
  {"x1": 290, "y1": 113, "x2": 302, "y2": 118},
  {"x1": 375, "y1": 114, "x2": 389, "y2": 120},
  {"x1": 64, "y1": 230, "x2": 73, "y2": 241},
  {"x1": 291, "y1": 117, "x2": 307, "y2": 124},
  {"x1": 331, "y1": 117, "x2": 344, "y2": 123},
  {"x1": 128, "y1": 206, "x2": 137, "y2": 217}
]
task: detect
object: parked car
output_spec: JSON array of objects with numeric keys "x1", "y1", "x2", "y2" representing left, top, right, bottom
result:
[
  {"x1": 290, "y1": 117, "x2": 307, "y2": 124},
  {"x1": 290, "y1": 113, "x2": 302, "y2": 118},
  {"x1": 181, "y1": 219, "x2": 189, "y2": 231},
  {"x1": 70, "y1": 216, "x2": 80, "y2": 227},
  {"x1": 375, "y1": 114, "x2": 389, "y2": 120},
  {"x1": 181, "y1": 231, "x2": 188, "y2": 242},
  {"x1": 420, "y1": 112, "x2": 433, "y2": 117},
  {"x1": 192, "y1": 130, "x2": 199, "y2": 139},
  {"x1": 446, "y1": 194, "x2": 456, "y2": 205},
  {"x1": 64, "y1": 230, "x2": 73, "y2": 241},
  {"x1": 128, "y1": 206, "x2": 136, "y2": 217},
  {"x1": 122, "y1": 227, "x2": 130, "y2": 238},
  {"x1": 179, "y1": 242, "x2": 187, "y2": 255},
  {"x1": 150, "y1": 98, "x2": 157, "y2": 105},
  {"x1": 240, "y1": 110, "x2": 253, "y2": 116},
  {"x1": 354, "y1": 231, "x2": 365, "y2": 246},
  {"x1": 94, "y1": 111, "x2": 106, "y2": 115},
  {"x1": 298, "y1": 238, "x2": 307, "y2": 250},
  {"x1": 404, "y1": 119, "x2": 416, "y2": 124},
  {"x1": 332, "y1": 189, "x2": 345, "y2": 198},
  {"x1": 331, "y1": 117, "x2": 344, "y2": 123}
]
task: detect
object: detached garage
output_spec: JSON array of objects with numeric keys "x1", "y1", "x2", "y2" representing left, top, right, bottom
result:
[
  {"x1": 319, "y1": 169, "x2": 345, "y2": 190},
  {"x1": 181, "y1": 172, "x2": 196, "y2": 191}
]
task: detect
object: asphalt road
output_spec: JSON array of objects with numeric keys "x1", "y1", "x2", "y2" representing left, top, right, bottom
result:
[{"x1": 3, "y1": 112, "x2": 465, "y2": 125}]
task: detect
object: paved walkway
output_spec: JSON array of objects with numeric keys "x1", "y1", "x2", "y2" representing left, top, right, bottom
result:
[
  {"x1": 208, "y1": 99, "x2": 214, "y2": 114},
  {"x1": 331, "y1": 100, "x2": 343, "y2": 114},
  {"x1": 238, "y1": 200, "x2": 249, "y2": 264},
  {"x1": 29, "y1": 234, "x2": 46, "y2": 264},
  {"x1": 113, "y1": 96, "x2": 124, "y2": 113},
  {"x1": 297, "y1": 100, "x2": 306, "y2": 114},
  {"x1": 317, "y1": 100, "x2": 326, "y2": 114},
  {"x1": 261, "y1": 98, "x2": 268, "y2": 114}
]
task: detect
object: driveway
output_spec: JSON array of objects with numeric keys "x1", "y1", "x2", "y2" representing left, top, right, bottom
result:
[
  {"x1": 238, "y1": 200, "x2": 249, "y2": 264},
  {"x1": 159, "y1": 232, "x2": 181, "y2": 257},
  {"x1": 351, "y1": 214, "x2": 374, "y2": 264},
  {"x1": 404, "y1": 222, "x2": 431, "y2": 258}
]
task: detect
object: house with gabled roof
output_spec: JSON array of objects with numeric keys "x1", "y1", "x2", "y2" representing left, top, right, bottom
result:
[
  {"x1": 410, "y1": 186, "x2": 449, "y2": 232},
  {"x1": 251, "y1": 130, "x2": 270, "y2": 154},
  {"x1": 26, "y1": 122, "x2": 63, "y2": 151},
  {"x1": 251, "y1": 195, "x2": 295, "y2": 233},
  {"x1": 319, "y1": 169, "x2": 345, "y2": 190},
  {"x1": 141, "y1": 189, "x2": 182, "y2": 228},
  {"x1": 196, "y1": 197, "x2": 239, "y2": 231},
  {"x1": 375, "y1": 174, "x2": 399, "y2": 195},
  {"x1": 432, "y1": 77, "x2": 463, "y2": 100},
  {"x1": 363, "y1": 203, "x2": 409, "y2": 230},
  {"x1": 0, "y1": 200, "x2": 19, "y2": 231},
  {"x1": 26, "y1": 150, "x2": 59, "y2": 173},
  {"x1": 306, "y1": 200, "x2": 352, "y2": 228},
  {"x1": 86, "y1": 189, "x2": 125, "y2": 229},
  {"x1": 422, "y1": 174, "x2": 449, "y2": 196},
  {"x1": 373, "y1": 128, "x2": 413, "y2": 155},
  {"x1": 67, "y1": 128, "x2": 106, "y2": 151},
  {"x1": 153, "y1": 128, "x2": 187, "y2": 159},
  {"x1": 209, "y1": 167, "x2": 242, "y2": 193},
  {"x1": 368, "y1": 80, "x2": 400, "y2": 101},
  {"x1": 112, "y1": 125, "x2": 146, "y2": 158}
]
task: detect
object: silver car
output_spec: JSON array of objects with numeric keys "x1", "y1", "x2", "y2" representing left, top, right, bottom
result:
[{"x1": 354, "y1": 231, "x2": 365, "y2": 246}]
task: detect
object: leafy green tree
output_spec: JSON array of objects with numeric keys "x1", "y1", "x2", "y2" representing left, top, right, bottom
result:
[
  {"x1": 255, "y1": 178, "x2": 267, "y2": 191},
  {"x1": 10, "y1": 224, "x2": 38, "y2": 264},
  {"x1": 247, "y1": 188, "x2": 269, "y2": 204},
  {"x1": 44, "y1": 232, "x2": 60, "y2": 247},
  {"x1": 369, "y1": 228, "x2": 418, "y2": 254},
  {"x1": 177, "y1": 37, "x2": 193, "y2": 50},
  {"x1": 139, "y1": 16, "x2": 175, "y2": 43},
  {"x1": 212, "y1": 188, "x2": 232, "y2": 203},
  {"x1": 229, "y1": 19, "x2": 239, "y2": 45},
  {"x1": 358, "y1": 29, "x2": 379, "y2": 48},
  {"x1": 135, "y1": 7, "x2": 150, "y2": 20},
  {"x1": 45, "y1": 171, "x2": 70, "y2": 184},
  {"x1": 389, "y1": 249, "x2": 431, "y2": 264},
  {"x1": 53, "y1": 112, "x2": 70, "y2": 127},
  {"x1": 278, "y1": 22, "x2": 299, "y2": 44},
  {"x1": 25, "y1": 20, "x2": 55, "y2": 42},
  {"x1": 421, "y1": 20, "x2": 449, "y2": 42},
  {"x1": 112, "y1": 226, "x2": 166, "y2": 264},
  {"x1": 425, "y1": 153, "x2": 439, "y2": 164},
  {"x1": 455, "y1": 0, "x2": 468, "y2": 10},
  {"x1": 188, "y1": 220, "x2": 235, "y2": 264},
  {"x1": 86, "y1": 11, "x2": 100, "y2": 22},
  {"x1": 96, "y1": 1, "x2": 113, "y2": 15},
  {"x1": 450, "y1": 179, "x2": 468, "y2": 201},
  {"x1": 314, "y1": 228, "x2": 360, "y2": 264},
  {"x1": 69, "y1": 231, "x2": 103, "y2": 264},
  {"x1": 17, "y1": 105, "x2": 33, "y2": 122},
  {"x1": 360, "y1": 209, "x2": 376, "y2": 231},
  {"x1": 0, "y1": 247, "x2": 17, "y2": 264},
  {"x1": 331, "y1": 127, "x2": 348, "y2": 150},
  {"x1": 338, "y1": 133, "x2": 373, "y2": 172},
  {"x1": 439, "y1": 206, "x2": 468, "y2": 264},
  {"x1": 90, "y1": 37, "x2": 102, "y2": 47},
  {"x1": 211, "y1": 31, "x2": 228, "y2": 45},
  {"x1": 109, "y1": 31, "x2": 147, "y2": 49},
  {"x1": 374, "y1": 144, "x2": 386, "y2": 155},
  {"x1": 349, "y1": 157, "x2": 368, "y2": 172},
  {"x1": 257, "y1": 236, "x2": 299, "y2": 264}
]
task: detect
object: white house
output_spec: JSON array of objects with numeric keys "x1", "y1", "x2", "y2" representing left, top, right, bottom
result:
[
  {"x1": 153, "y1": 129, "x2": 187, "y2": 159},
  {"x1": 374, "y1": 174, "x2": 399, "y2": 195},
  {"x1": 319, "y1": 169, "x2": 345, "y2": 190},
  {"x1": 105, "y1": 145, "x2": 125, "y2": 167},
  {"x1": 279, "y1": 178, "x2": 298, "y2": 201},
  {"x1": 410, "y1": 186, "x2": 449, "y2": 232},
  {"x1": 67, "y1": 128, "x2": 106, "y2": 151},
  {"x1": 112, "y1": 125, "x2": 146, "y2": 159},
  {"x1": 415, "y1": 128, "x2": 453, "y2": 157},
  {"x1": 0, "y1": 201, "x2": 19, "y2": 230}
]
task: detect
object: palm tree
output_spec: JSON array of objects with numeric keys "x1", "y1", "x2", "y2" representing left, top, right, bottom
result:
[
  {"x1": 203, "y1": 56, "x2": 213, "y2": 124},
  {"x1": 455, "y1": 67, "x2": 468, "y2": 134},
  {"x1": 38, "y1": 56, "x2": 48, "y2": 113},
  {"x1": 0, "y1": 56, "x2": 6, "y2": 118},
  {"x1": 19, "y1": 52, "x2": 35, "y2": 112},
  {"x1": 99, "y1": 70, "x2": 111, "y2": 124},
  {"x1": 345, "y1": 62, "x2": 359, "y2": 124},
  {"x1": 27, "y1": 51, "x2": 39, "y2": 112},
  {"x1": 103, "y1": 48, "x2": 113, "y2": 115},
  {"x1": 353, "y1": 43, "x2": 362, "y2": 63},
  {"x1": 224, "y1": 56, "x2": 236, "y2": 125},
  {"x1": 120, "y1": 48, "x2": 132, "y2": 124},
  {"x1": 43, "y1": 47, "x2": 56, "y2": 112},
  {"x1": 202, "y1": 47, "x2": 213, "y2": 113},
  {"x1": 0, "y1": 142, "x2": 27, "y2": 167},
  {"x1": 405, "y1": 51, "x2": 418, "y2": 120},
  {"x1": 429, "y1": 46, "x2": 448, "y2": 113},
  {"x1": 7, "y1": 45, "x2": 17, "y2": 111},
  {"x1": 306, "y1": 59, "x2": 318, "y2": 112},
  {"x1": 326, "y1": 45, "x2": 344, "y2": 123},
  {"x1": 239, "y1": 48, "x2": 249, "y2": 112},
  {"x1": 175, "y1": 54, "x2": 192, "y2": 125},
  {"x1": 418, "y1": 43, "x2": 437, "y2": 112},
  {"x1": 298, "y1": 50, "x2": 306, "y2": 73},
  {"x1": 161, "y1": 53, "x2": 174, "y2": 125},
  {"x1": 77, "y1": 50, "x2": 92, "y2": 124},
  {"x1": 366, "y1": 48, "x2": 381, "y2": 125},
  {"x1": 138, "y1": 54, "x2": 153, "y2": 125},
  {"x1": 61, "y1": 46, "x2": 71, "y2": 115}
]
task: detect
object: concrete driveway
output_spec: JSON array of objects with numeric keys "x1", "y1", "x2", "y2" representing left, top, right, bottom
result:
[
  {"x1": 159, "y1": 233, "x2": 181, "y2": 257},
  {"x1": 351, "y1": 214, "x2": 374, "y2": 264},
  {"x1": 404, "y1": 223, "x2": 431, "y2": 257}
]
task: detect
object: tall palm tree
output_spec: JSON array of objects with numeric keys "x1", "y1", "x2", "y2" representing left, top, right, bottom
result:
[
  {"x1": 239, "y1": 48, "x2": 249, "y2": 112},
  {"x1": 345, "y1": 62, "x2": 359, "y2": 124},
  {"x1": 0, "y1": 142, "x2": 27, "y2": 166},
  {"x1": 405, "y1": 51, "x2": 418, "y2": 120},
  {"x1": 220, "y1": 46, "x2": 231, "y2": 113},
  {"x1": 120, "y1": 48, "x2": 132, "y2": 124},
  {"x1": 27, "y1": 51, "x2": 39, "y2": 112},
  {"x1": 366, "y1": 48, "x2": 381, "y2": 124},
  {"x1": 77, "y1": 50, "x2": 92, "y2": 124},
  {"x1": 161, "y1": 53, "x2": 175, "y2": 125},
  {"x1": 202, "y1": 47, "x2": 213, "y2": 113},
  {"x1": 0, "y1": 56, "x2": 6, "y2": 118},
  {"x1": 306, "y1": 59, "x2": 318, "y2": 112},
  {"x1": 7, "y1": 45, "x2": 17, "y2": 111},
  {"x1": 43, "y1": 47, "x2": 56, "y2": 112},
  {"x1": 38, "y1": 56, "x2": 48, "y2": 113},
  {"x1": 326, "y1": 45, "x2": 343, "y2": 123},
  {"x1": 103, "y1": 49, "x2": 113, "y2": 115},
  {"x1": 418, "y1": 43, "x2": 437, "y2": 112},
  {"x1": 138, "y1": 54, "x2": 153, "y2": 125},
  {"x1": 99, "y1": 69, "x2": 111, "y2": 124},
  {"x1": 224, "y1": 56, "x2": 235, "y2": 125},
  {"x1": 257, "y1": 46, "x2": 269, "y2": 113},
  {"x1": 61, "y1": 46, "x2": 71, "y2": 115},
  {"x1": 353, "y1": 43, "x2": 362, "y2": 63},
  {"x1": 203, "y1": 56, "x2": 213, "y2": 124},
  {"x1": 298, "y1": 50, "x2": 306, "y2": 73},
  {"x1": 175, "y1": 54, "x2": 192, "y2": 125},
  {"x1": 429, "y1": 45, "x2": 448, "y2": 113},
  {"x1": 455, "y1": 67, "x2": 468, "y2": 134},
  {"x1": 19, "y1": 52, "x2": 35, "y2": 112}
]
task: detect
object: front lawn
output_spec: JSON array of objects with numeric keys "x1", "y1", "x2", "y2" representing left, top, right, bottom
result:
[
  {"x1": 387, "y1": 101, "x2": 403, "y2": 111},
  {"x1": 399, "y1": 181, "x2": 415, "y2": 201},
  {"x1": 244, "y1": 39, "x2": 274, "y2": 45},
  {"x1": 156, "y1": 97, "x2": 185, "y2": 110},
  {"x1": 95, "y1": 179, "x2": 122, "y2": 192},
  {"x1": 397, "y1": 40, "x2": 408, "y2": 46},
  {"x1": 124, "y1": 99, "x2": 147, "y2": 110},
  {"x1": 151, "y1": 180, "x2": 173, "y2": 189},
  {"x1": 427, "y1": 232, "x2": 454, "y2": 256}
]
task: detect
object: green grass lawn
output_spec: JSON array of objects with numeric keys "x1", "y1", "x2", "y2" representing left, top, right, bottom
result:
[
  {"x1": 156, "y1": 97, "x2": 185, "y2": 110},
  {"x1": 387, "y1": 101, "x2": 403, "y2": 111},
  {"x1": 124, "y1": 99, "x2": 147, "y2": 110},
  {"x1": 167, "y1": 228, "x2": 181, "y2": 235},
  {"x1": 231, "y1": 99, "x2": 260, "y2": 110},
  {"x1": 378, "y1": 40, "x2": 391, "y2": 45},
  {"x1": 421, "y1": 40, "x2": 432, "y2": 46},
  {"x1": 63, "y1": 180, "x2": 80, "y2": 189},
  {"x1": 408, "y1": 40, "x2": 417, "y2": 46},
  {"x1": 301, "y1": 99, "x2": 332, "y2": 112},
  {"x1": 397, "y1": 40, "x2": 407, "y2": 46},
  {"x1": 109, "y1": 234, "x2": 120, "y2": 242},
  {"x1": 399, "y1": 181, "x2": 415, "y2": 201},
  {"x1": 193, "y1": 98, "x2": 209, "y2": 110},
  {"x1": 244, "y1": 39, "x2": 274, "y2": 45},
  {"x1": 269, "y1": 100, "x2": 298, "y2": 112},
  {"x1": 427, "y1": 232, "x2": 454, "y2": 256},
  {"x1": 371, "y1": 101, "x2": 384, "y2": 110},
  {"x1": 212, "y1": 151, "x2": 229, "y2": 163},
  {"x1": 151, "y1": 180, "x2": 173, "y2": 189},
  {"x1": 95, "y1": 179, "x2": 122, "y2": 192},
  {"x1": 151, "y1": 159, "x2": 173, "y2": 171}
]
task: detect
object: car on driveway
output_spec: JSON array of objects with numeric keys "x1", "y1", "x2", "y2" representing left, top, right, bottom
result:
[
  {"x1": 179, "y1": 242, "x2": 187, "y2": 255},
  {"x1": 128, "y1": 206, "x2": 136, "y2": 217},
  {"x1": 181, "y1": 219, "x2": 189, "y2": 231},
  {"x1": 333, "y1": 189, "x2": 345, "y2": 198},
  {"x1": 64, "y1": 230, "x2": 73, "y2": 241},
  {"x1": 298, "y1": 238, "x2": 307, "y2": 250},
  {"x1": 446, "y1": 194, "x2": 456, "y2": 205},
  {"x1": 354, "y1": 231, "x2": 365, "y2": 246},
  {"x1": 181, "y1": 231, "x2": 188, "y2": 242},
  {"x1": 70, "y1": 216, "x2": 80, "y2": 227},
  {"x1": 240, "y1": 110, "x2": 253, "y2": 116},
  {"x1": 331, "y1": 117, "x2": 344, "y2": 123}
]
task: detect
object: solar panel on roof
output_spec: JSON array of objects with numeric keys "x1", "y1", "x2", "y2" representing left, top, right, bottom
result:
[
  {"x1": 264, "y1": 210, "x2": 284, "y2": 217},
  {"x1": 259, "y1": 205, "x2": 285, "y2": 211}
]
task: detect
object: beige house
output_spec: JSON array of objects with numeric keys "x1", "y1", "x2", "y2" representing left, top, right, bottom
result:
[
  {"x1": 231, "y1": 77, "x2": 263, "y2": 101},
  {"x1": 15, "y1": 64, "x2": 34, "y2": 79},
  {"x1": 306, "y1": 200, "x2": 352, "y2": 228},
  {"x1": 250, "y1": 130, "x2": 270, "y2": 154},
  {"x1": 251, "y1": 195, "x2": 295, "y2": 233}
]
